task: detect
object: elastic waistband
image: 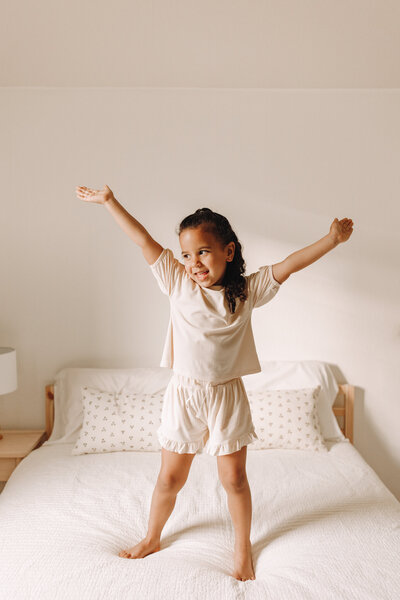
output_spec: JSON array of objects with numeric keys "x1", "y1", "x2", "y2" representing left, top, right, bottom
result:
[{"x1": 172, "y1": 371, "x2": 242, "y2": 388}]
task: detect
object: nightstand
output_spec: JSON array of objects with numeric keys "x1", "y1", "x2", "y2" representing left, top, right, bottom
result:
[{"x1": 0, "y1": 430, "x2": 48, "y2": 486}]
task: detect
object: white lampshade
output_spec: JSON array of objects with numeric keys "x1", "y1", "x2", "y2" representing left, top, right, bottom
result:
[{"x1": 0, "y1": 348, "x2": 18, "y2": 395}]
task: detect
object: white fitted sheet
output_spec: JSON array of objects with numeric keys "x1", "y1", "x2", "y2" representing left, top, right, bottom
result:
[{"x1": 0, "y1": 440, "x2": 399, "y2": 600}]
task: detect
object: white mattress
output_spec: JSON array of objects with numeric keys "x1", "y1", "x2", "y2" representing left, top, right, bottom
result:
[{"x1": 1, "y1": 440, "x2": 399, "y2": 599}]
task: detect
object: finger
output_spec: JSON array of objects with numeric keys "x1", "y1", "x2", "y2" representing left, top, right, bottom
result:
[{"x1": 78, "y1": 190, "x2": 92, "y2": 199}]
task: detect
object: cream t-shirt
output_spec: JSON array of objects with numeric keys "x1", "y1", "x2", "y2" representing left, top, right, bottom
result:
[{"x1": 149, "y1": 247, "x2": 281, "y2": 384}]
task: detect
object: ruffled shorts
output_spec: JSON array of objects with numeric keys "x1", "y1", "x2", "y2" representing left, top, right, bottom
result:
[{"x1": 157, "y1": 372, "x2": 259, "y2": 456}]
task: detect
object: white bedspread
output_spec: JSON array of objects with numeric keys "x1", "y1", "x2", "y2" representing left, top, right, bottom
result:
[{"x1": 1, "y1": 441, "x2": 399, "y2": 600}]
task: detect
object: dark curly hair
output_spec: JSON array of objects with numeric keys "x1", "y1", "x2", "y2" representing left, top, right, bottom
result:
[{"x1": 176, "y1": 208, "x2": 247, "y2": 314}]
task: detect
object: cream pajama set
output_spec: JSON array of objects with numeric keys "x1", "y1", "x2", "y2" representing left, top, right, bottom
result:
[{"x1": 149, "y1": 247, "x2": 281, "y2": 456}]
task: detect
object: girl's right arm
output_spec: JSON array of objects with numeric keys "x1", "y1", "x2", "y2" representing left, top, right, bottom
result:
[{"x1": 76, "y1": 184, "x2": 163, "y2": 265}]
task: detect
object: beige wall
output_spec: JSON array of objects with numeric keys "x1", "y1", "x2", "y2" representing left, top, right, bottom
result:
[
  {"x1": 1, "y1": 88, "x2": 399, "y2": 498},
  {"x1": 1, "y1": 1, "x2": 399, "y2": 499},
  {"x1": 1, "y1": 0, "x2": 400, "y2": 88}
]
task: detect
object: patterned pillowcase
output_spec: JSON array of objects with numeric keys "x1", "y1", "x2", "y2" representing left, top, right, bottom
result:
[
  {"x1": 71, "y1": 386, "x2": 163, "y2": 455},
  {"x1": 247, "y1": 386, "x2": 328, "y2": 452}
]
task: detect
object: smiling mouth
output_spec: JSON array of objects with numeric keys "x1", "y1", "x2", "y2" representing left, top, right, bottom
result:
[{"x1": 195, "y1": 271, "x2": 209, "y2": 279}]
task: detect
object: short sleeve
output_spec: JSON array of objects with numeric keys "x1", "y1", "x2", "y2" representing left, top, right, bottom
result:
[
  {"x1": 149, "y1": 247, "x2": 183, "y2": 296},
  {"x1": 246, "y1": 264, "x2": 281, "y2": 309}
]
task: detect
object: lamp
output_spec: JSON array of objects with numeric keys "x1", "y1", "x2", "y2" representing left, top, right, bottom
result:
[{"x1": 0, "y1": 347, "x2": 18, "y2": 441}]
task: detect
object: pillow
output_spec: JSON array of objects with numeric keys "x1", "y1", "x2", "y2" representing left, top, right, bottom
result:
[
  {"x1": 43, "y1": 362, "x2": 345, "y2": 447},
  {"x1": 247, "y1": 386, "x2": 328, "y2": 452},
  {"x1": 243, "y1": 360, "x2": 345, "y2": 441},
  {"x1": 43, "y1": 367, "x2": 173, "y2": 446},
  {"x1": 72, "y1": 386, "x2": 164, "y2": 455}
]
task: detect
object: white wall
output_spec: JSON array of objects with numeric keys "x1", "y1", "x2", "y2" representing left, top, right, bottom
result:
[
  {"x1": 1, "y1": 87, "x2": 399, "y2": 498},
  {"x1": 1, "y1": 0, "x2": 400, "y2": 87},
  {"x1": 1, "y1": 1, "x2": 399, "y2": 499}
]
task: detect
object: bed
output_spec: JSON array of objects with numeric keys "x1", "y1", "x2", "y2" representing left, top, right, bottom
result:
[{"x1": 0, "y1": 361, "x2": 399, "y2": 600}]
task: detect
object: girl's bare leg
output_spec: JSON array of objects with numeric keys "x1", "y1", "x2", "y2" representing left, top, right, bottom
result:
[
  {"x1": 119, "y1": 448, "x2": 196, "y2": 559},
  {"x1": 217, "y1": 446, "x2": 256, "y2": 581}
]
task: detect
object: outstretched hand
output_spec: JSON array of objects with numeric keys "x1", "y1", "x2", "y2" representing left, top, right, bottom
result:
[
  {"x1": 329, "y1": 217, "x2": 354, "y2": 244},
  {"x1": 76, "y1": 184, "x2": 115, "y2": 205}
]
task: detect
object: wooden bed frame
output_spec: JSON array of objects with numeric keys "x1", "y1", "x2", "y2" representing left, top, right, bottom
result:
[{"x1": 44, "y1": 382, "x2": 354, "y2": 444}]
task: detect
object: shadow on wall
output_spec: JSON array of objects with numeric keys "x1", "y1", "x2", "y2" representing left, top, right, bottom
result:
[{"x1": 330, "y1": 363, "x2": 399, "y2": 501}]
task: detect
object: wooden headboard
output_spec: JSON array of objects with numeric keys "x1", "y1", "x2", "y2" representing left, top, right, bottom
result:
[
  {"x1": 44, "y1": 382, "x2": 354, "y2": 444},
  {"x1": 332, "y1": 383, "x2": 354, "y2": 444}
]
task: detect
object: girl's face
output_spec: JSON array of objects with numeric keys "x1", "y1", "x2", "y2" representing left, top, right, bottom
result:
[{"x1": 179, "y1": 226, "x2": 235, "y2": 287}]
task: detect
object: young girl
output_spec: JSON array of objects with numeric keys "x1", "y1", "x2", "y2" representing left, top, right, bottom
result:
[{"x1": 76, "y1": 184, "x2": 354, "y2": 581}]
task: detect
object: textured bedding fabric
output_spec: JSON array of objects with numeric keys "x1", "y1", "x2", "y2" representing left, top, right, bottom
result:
[{"x1": 1, "y1": 441, "x2": 400, "y2": 600}]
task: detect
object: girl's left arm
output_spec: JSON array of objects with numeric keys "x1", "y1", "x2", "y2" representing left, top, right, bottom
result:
[{"x1": 272, "y1": 217, "x2": 354, "y2": 284}]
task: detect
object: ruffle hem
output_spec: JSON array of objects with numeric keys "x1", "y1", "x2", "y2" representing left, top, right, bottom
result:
[
  {"x1": 157, "y1": 430, "x2": 205, "y2": 454},
  {"x1": 206, "y1": 429, "x2": 259, "y2": 456},
  {"x1": 157, "y1": 428, "x2": 259, "y2": 456}
]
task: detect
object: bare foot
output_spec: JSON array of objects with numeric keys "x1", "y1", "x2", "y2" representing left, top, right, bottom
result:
[
  {"x1": 232, "y1": 543, "x2": 256, "y2": 581},
  {"x1": 119, "y1": 537, "x2": 161, "y2": 559}
]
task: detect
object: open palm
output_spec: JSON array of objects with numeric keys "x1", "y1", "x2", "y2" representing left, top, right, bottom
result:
[{"x1": 76, "y1": 184, "x2": 114, "y2": 205}]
